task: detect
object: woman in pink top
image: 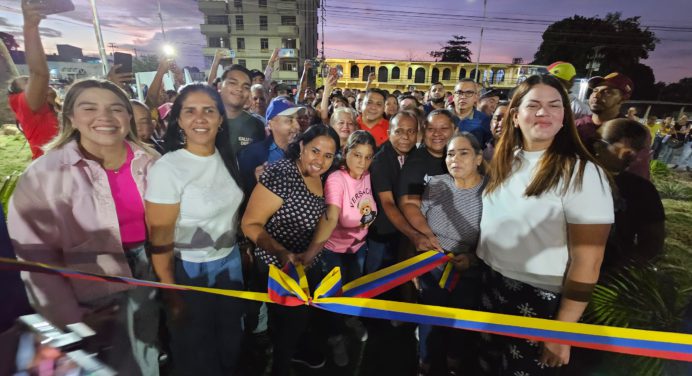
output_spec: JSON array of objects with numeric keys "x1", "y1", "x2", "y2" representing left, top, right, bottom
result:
[
  {"x1": 304, "y1": 130, "x2": 377, "y2": 366},
  {"x1": 8, "y1": 79, "x2": 160, "y2": 375}
]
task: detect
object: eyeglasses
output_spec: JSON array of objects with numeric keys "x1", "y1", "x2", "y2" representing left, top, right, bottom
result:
[
  {"x1": 393, "y1": 128, "x2": 417, "y2": 136},
  {"x1": 454, "y1": 90, "x2": 477, "y2": 98}
]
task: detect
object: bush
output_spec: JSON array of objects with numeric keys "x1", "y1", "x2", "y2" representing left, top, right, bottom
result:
[
  {"x1": 650, "y1": 160, "x2": 671, "y2": 179},
  {"x1": 656, "y1": 180, "x2": 692, "y2": 200}
]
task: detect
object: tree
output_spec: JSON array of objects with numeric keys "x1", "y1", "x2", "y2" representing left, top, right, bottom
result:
[
  {"x1": 429, "y1": 35, "x2": 472, "y2": 63},
  {"x1": 532, "y1": 13, "x2": 658, "y2": 77},
  {"x1": 133, "y1": 54, "x2": 160, "y2": 73},
  {"x1": 657, "y1": 77, "x2": 692, "y2": 103},
  {"x1": 620, "y1": 62, "x2": 657, "y2": 100}
]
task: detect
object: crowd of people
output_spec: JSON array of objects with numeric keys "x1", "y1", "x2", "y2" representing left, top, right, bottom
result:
[{"x1": 2, "y1": 1, "x2": 687, "y2": 376}]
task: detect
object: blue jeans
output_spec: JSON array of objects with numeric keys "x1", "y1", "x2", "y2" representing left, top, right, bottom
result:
[
  {"x1": 320, "y1": 243, "x2": 367, "y2": 284},
  {"x1": 168, "y1": 247, "x2": 245, "y2": 376},
  {"x1": 365, "y1": 236, "x2": 399, "y2": 275},
  {"x1": 418, "y1": 264, "x2": 482, "y2": 374}
]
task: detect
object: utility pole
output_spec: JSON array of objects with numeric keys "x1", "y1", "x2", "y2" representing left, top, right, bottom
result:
[
  {"x1": 88, "y1": 0, "x2": 109, "y2": 76},
  {"x1": 320, "y1": 0, "x2": 326, "y2": 61},
  {"x1": 133, "y1": 48, "x2": 138, "y2": 58},
  {"x1": 157, "y1": 0, "x2": 167, "y2": 41},
  {"x1": 586, "y1": 46, "x2": 605, "y2": 78},
  {"x1": 108, "y1": 42, "x2": 117, "y2": 56},
  {"x1": 473, "y1": 0, "x2": 487, "y2": 83}
]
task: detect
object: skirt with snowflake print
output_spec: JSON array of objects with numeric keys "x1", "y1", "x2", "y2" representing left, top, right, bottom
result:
[{"x1": 478, "y1": 264, "x2": 562, "y2": 376}]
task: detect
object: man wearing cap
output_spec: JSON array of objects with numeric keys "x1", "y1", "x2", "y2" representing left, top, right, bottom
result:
[
  {"x1": 547, "y1": 61, "x2": 591, "y2": 118},
  {"x1": 238, "y1": 96, "x2": 303, "y2": 196},
  {"x1": 423, "y1": 82, "x2": 447, "y2": 116},
  {"x1": 219, "y1": 64, "x2": 267, "y2": 155},
  {"x1": 477, "y1": 88, "x2": 501, "y2": 117},
  {"x1": 452, "y1": 79, "x2": 492, "y2": 148},
  {"x1": 576, "y1": 72, "x2": 651, "y2": 180}
]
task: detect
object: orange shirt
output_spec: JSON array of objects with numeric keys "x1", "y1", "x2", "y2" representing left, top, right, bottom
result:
[{"x1": 357, "y1": 115, "x2": 389, "y2": 147}]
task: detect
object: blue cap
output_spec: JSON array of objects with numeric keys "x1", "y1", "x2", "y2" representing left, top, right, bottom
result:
[{"x1": 266, "y1": 96, "x2": 303, "y2": 121}]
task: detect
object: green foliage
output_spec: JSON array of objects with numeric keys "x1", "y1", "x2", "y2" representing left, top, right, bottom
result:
[
  {"x1": 0, "y1": 173, "x2": 18, "y2": 216},
  {"x1": 0, "y1": 132, "x2": 31, "y2": 177},
  {"x1": 429, "y1": 35, "x2": 472, "y2": 63},
  {"x1": 655, "y1": 180, "x2": 692, "y2": 200},
  {"x1": 650, "y1": 159, "x2": 671, "y2": 179}
]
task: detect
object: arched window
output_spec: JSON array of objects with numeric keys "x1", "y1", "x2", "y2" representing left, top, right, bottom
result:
[
  {"x1": 458, "y1": 68, "x2": 467, "y2": 80},
  {"x1": 414, "y1": 67, "x2": 426, "y2": 83},
  {"x1": 350, "y1": 65, "x2": 359, "y2": 79},
  {"x1": 442, "y1": 68, "x2": 451, "y2": 81},
  {"x1": 495, "y1": 69, "x2": 505, "y2": 83},
  {"x1": 408, "y1": 67, "x2": 413, "y2": 80},
  {"x1": 378, "y1": 66, "x2": 388, "y2": 82},
  {"x1": 392, "y1": 67, "x2": 401, "y2": 80},
  {"x1": 469, "y1": 69, "x2": 478, "y2": 82},
  {"x1": 484, "y1": 69, "x2": 492, "y2": 84},
  {"x1": 336, "y1": 65, "x2": 344, "y2": 79},
  {"x1": 362, "y1": 66, "x2": 373, "y2": 81},
  {"x1": 431, "y1": 68, "x2": 440, "y2": 83}
]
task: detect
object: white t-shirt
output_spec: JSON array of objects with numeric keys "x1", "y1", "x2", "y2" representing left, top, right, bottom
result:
[
  {"x1": 145, "y1": 148, "x2": 244, "y2": 263},
  {"x1": 477, "y1": 149, "x2": 614, "y2": 292}
]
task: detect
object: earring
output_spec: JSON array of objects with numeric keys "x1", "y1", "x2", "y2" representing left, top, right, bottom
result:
[{"x1": 178, "y1": 128, "x2": 187, "y2": 145}]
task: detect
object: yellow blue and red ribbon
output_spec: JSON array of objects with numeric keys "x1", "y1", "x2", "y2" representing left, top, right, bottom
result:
[{"x1": 1, "y1": 253, "x2": 691, "y2": 362}]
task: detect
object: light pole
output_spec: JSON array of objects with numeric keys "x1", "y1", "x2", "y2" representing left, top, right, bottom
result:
[
  {"x1": 158, "y1": 0, "x2": 167, "y2": 41},
  {"x1": 88, "y1": 0, "x2": 109, "y2": 76},
  {"x1": 473, "y1": 0, "x2": 487, "y2": 84}
]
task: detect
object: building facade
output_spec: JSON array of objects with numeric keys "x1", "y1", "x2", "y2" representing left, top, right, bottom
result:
[
  {"x1": 198, "y1": 0, "x2": 319, "y2": 84},
  {"x1": 321, "y1": 58, "x2": 548, "y2": 91}
]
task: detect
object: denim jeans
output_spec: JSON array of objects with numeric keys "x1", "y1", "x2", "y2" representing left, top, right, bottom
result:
[
  {"x1": 320, "y1": 243, "x2": 367, "y2": 284},
  {"x1": 168, "y1": 247, "x2": 246, "y2": 376},
  {"x1": 418, "y1": 264, "x2": 482, "y2": 374},
  {"x1": 365, "y1": 236, "x2": 399, "y2": 275}
]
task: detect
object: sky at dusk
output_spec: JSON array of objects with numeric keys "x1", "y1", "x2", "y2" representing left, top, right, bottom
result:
[{"x1": 1, "y1": 0, "x2": 691, "y2": 83}]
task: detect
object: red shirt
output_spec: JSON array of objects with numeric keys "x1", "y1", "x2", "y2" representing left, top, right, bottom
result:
[
  {"x1": 8, "y1": 92, "x2": 59, "y2": 159},
  {"x1": 357, "y1": 115, "x2": 389, "y2": 147}
]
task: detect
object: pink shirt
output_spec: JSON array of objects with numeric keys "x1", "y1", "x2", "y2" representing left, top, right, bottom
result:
[
  {"x1": 8, "y1": 140, "x2": 157, "y2": 327},
  {"x1": 105, "y1": 144, "x2": 146, "y2": 245},
  {"x1": 324, "y1": 169, "x2": 377, "y2": 254}
]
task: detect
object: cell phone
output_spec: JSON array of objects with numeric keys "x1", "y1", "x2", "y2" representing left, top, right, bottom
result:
[
  {"x1": 113, "y1": 52, "x2": 133, "y2": 75},
  {"x1": 278, "y1": 48, "x2": 296, "y2": 58},
  {"x1": 219, "y1": 49, "x2": 235, "y2": 59},
  {"x1": 28, "y1": 0, "x2": 75, "y2": 15}
]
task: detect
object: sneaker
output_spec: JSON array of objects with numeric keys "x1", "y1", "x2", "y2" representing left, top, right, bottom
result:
[
  {"x1": 345, "y1": 317, "x2": 368, "y2": 342},
  {"x1": 291, "y1": 350, "x2": 326, "y2": 369},
  {"x1": 328, "y1": 335, "x2": 349, "y2": 367}
]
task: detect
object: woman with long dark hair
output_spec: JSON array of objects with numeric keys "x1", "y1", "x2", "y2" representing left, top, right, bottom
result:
[
  {"x1": 145, "y1": 83, "x2": 245, "y2": 375},
  {"x1": 478, "y1": 75, "x2": 613, "y2": 375},
  {"x1": 242, "y1": 125, "x2": 340, "y2": 375},
  {"x1": 9, "y1": 79, "x2": 159, "y2": 375}
]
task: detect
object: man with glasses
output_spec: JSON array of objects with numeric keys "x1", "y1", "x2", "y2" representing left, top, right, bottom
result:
[{"x1": 452, "y1": 79, "x2": 492, "y2": 148}]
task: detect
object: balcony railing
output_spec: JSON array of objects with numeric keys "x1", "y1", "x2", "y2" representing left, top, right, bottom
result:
[
  {"x1": 200, "y1": 24, "x2": 230, "y2": 35},
  {"x1": 198, "y1": 0, "x2": 228, "y2": 13}
]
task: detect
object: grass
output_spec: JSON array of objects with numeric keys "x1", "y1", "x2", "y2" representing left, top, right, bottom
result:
[{"x1": 0, "y1": 131, "x2": 32, "y2": 177}]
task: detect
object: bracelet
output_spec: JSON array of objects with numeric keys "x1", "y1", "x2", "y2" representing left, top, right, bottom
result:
[
  {"x1": 562, "y1": 279, "x2": 597, "y2": 302},
  {"x1": 146, "y1": 242, "x2": 174, "y2": 255}
]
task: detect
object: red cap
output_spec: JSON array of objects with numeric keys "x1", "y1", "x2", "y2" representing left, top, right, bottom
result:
[{"x1": 588, "y1": 72, "x2": 634, "y2": 99}]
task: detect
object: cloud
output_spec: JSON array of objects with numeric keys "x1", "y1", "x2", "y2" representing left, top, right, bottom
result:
[{"x1": 39, "y1": 27, "x2": 62, "y2": 38}]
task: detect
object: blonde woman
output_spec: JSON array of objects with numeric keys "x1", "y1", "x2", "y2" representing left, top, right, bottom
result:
[{"x1": 9, "y1": 79, "x2": 159, "y2": 375}]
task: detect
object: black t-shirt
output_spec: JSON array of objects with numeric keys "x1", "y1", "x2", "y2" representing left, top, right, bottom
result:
[
  {"x1": 397, "y1": 146, "x2": 447, "y2": 198},
  {"x1": 603, "y1": 171, "x2": 665, "y2": 271},
  {"x1": 227, "y1": 111, "x2": 266, "y2": 156},
  {"x1": 369, "y1": 141, "x2": 404, "y2": 237}
]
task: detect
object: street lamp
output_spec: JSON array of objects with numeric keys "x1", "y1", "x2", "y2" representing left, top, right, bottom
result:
[
  {"x1": 88, "y1": 0, "x2": 109, "y2": 76},
  {"x1": 473, "y1": 0, "x2": 488, "y2": 84}
]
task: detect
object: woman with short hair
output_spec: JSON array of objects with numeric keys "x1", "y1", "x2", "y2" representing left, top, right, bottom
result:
[{"x1": 478, "y1": 74, "x2": 614, "y2": 375}]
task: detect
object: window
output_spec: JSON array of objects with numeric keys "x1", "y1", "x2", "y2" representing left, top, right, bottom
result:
[
  {"x1": 431, "y1": 68, "x2": 439, "y2": 83},
  {"x1": 260, "y1": 38, "x2": 269, "y2": 50},
  {"x1": 281, "y1": 16, "x2": 296, "y2": 26},
  {"x1": 207, "y1": 15, "x2": 228, "y2": 25},
  {"x1": 495, "y1": 69, "x2": 505, "y2": 83},
  {"x1": 260, "y1": 15, "x2": 268, "y2": 31},
  {"x1": 234, "y1": 0, "x2": 242, "y2": 8},
  {"x1": 362, "y1": 66, "x2": 373, "y2": 81},
  {"x1": 281, "y1": 59, "x2": 298, "y2": 71},
  {"x1": 237, "y1": 59, "x2": 247, "y2": 67},
  {"x1": 282, "y1": 38, "x2": 297, "y2": 49},
  {"x1": 458, "y1": 68, "x2": 467, "y2": 79},
  {"x1": 350, "y1": 65, "x2": 359, "y2": 78},
  {"x1": 391, "y1": 67, "x2": 400, "y2": 79},
  {"x1": 237, "y1": 38, "x2": 245, "y2": 50},
  {"x1": 235, "y1": 15, "x2": 244, "y2": 30},
  {"x1": 209, "y1": 37, "x2": 229, "y2": 48},
  {"x1": 407, "y1": 67, "x2": 412, "y2": 80},
  {"x1": 378, "y1": 66, "x2": 388, "y2": 82},
  {"x1": 259, "y1": 0, "x2": 267, "y2": 7},
  {"x1": 414, "y1": 67, "x2": 426, "y2": 83},
  {"x1": 261, "y1": 60, "x2": 269, "y2": 71},
  {"x1": 442, "y1": 68, "x2": 451, "y2": 80},
  {"x1": 469, "y1": 69, "x2": 478, "y2": 81}
]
